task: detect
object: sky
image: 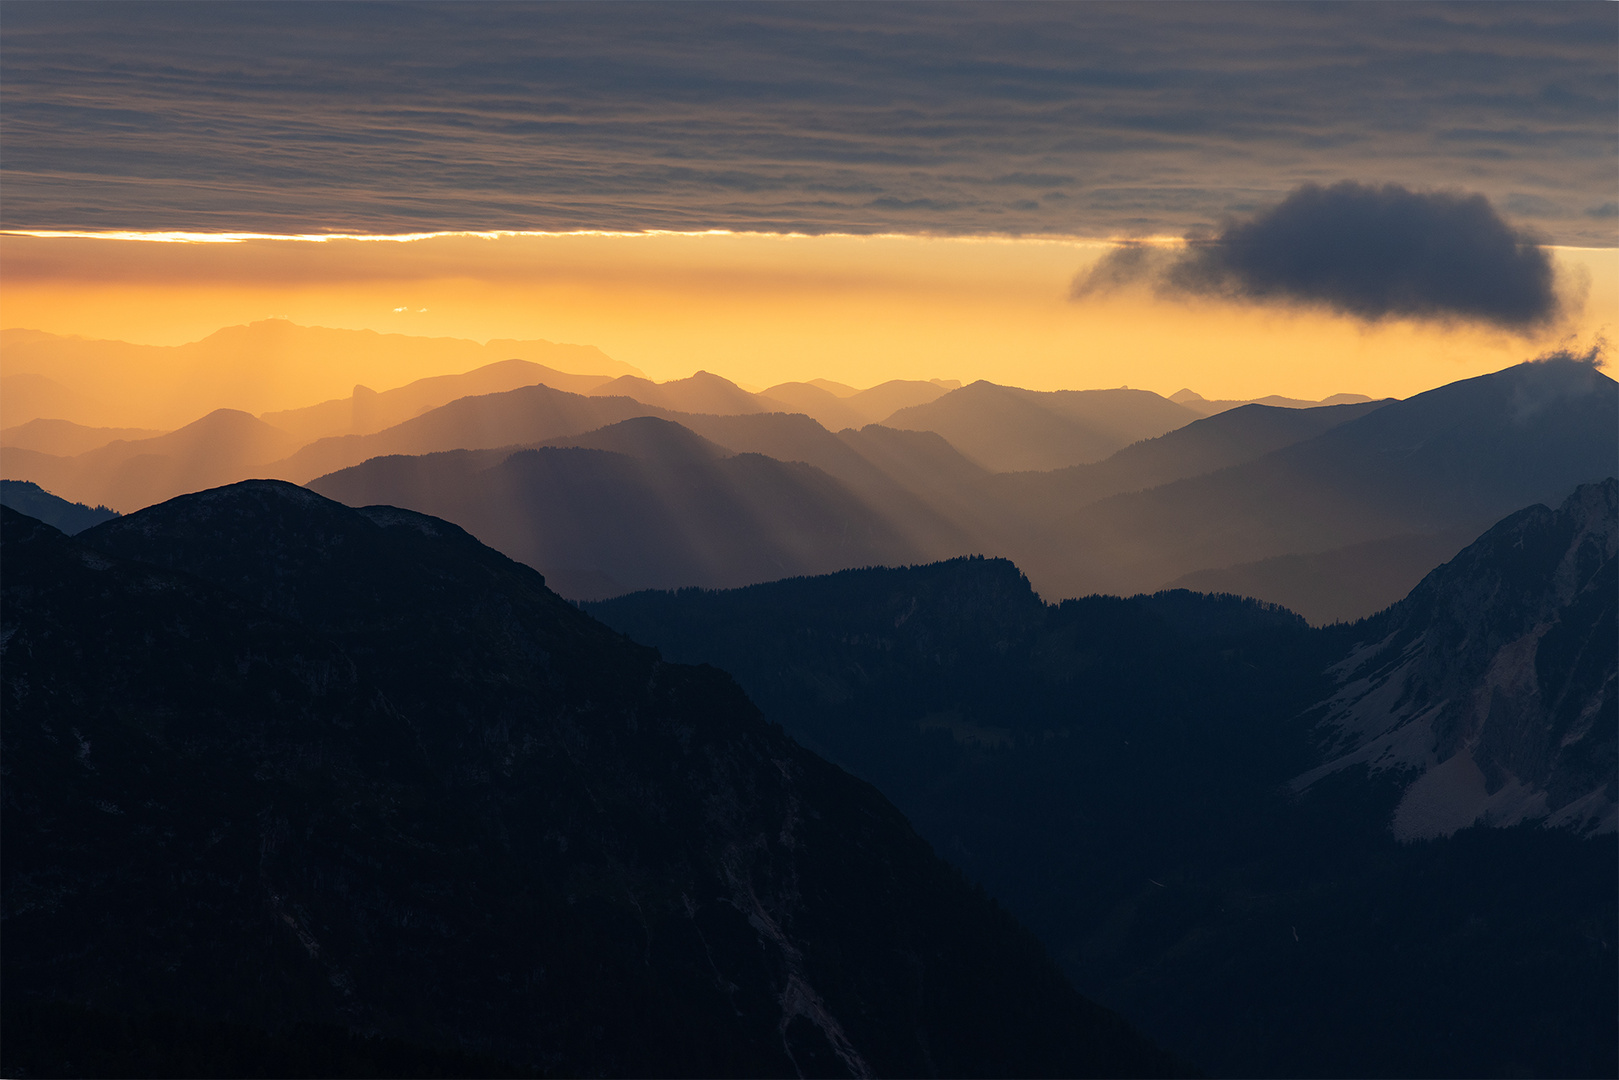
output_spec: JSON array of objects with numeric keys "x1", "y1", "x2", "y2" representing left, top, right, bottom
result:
[{"x1": 2, "y1": 2, "x2": 1615, "y2": 402}]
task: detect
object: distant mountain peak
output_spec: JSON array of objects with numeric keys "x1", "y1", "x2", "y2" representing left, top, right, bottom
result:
[{"x1": 1294, "y1": 478, "x2": 1618, "y2": 838}]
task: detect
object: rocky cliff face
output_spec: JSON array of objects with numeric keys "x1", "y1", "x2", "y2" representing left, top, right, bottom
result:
[
  {"x1": 1295, "y1": 478, "x2": 1617, "y2": 839},
  {"x1": 1, "y1": 482, "x2": 1176, "y2": 1078}
]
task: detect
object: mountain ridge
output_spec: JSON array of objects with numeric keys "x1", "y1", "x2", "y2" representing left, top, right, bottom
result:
[{"x1": 2, "y1": 482, "x2": 1180, "y2": 1078}]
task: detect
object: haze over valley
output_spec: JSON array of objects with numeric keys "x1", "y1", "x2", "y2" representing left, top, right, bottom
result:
[{"x1": 5, "y1": 320, "x2": 1613, "y2": 627}]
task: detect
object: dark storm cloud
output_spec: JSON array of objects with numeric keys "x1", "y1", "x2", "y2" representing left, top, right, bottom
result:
[
  {"x1": 1171, "y1": 183, "x2": 1560, "y2": 328},
  {"x1": 0, "y1": 3, "x2": 1614, "y2": 239},
  {"x1": 1074, "y1": 183, "x2": 1563, "y2": 329}
]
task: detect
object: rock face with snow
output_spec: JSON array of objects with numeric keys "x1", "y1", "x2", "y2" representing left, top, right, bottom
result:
[{"x1": 1296, "y1": 478, "x2": 1617, "y2": 839}]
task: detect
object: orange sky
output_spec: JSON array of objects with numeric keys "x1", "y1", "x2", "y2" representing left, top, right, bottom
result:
[{"x1": 3, "y1": 230, "x2": 1613, "y2": 403}]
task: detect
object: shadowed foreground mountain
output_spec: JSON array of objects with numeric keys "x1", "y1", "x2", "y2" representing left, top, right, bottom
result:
[
  {"x1": 590, "y1": 483, "x2": 1618, "y2": 1078},
  {"x1": 0, "y1": 482, "x2": 1179, "y2": 1079},
  {"x1": 1296, "y1": 478, "x2": 1617, "y2": 837}
]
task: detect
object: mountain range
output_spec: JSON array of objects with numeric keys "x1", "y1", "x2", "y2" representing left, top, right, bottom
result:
[
  {"x1": 588, "y1": 481, "x2": 1618, "y2": 1078},
  {"x1": 3, "y1": 314, "x2": 1614, "y2": 1078},
  {"x1": 1, "y1": 484, "x2": 1179, "y2": 1078},
  {"x1": 4, "y1": 345, "x2": 1613, "y2": 624},
  {"x1": 302, "y1": 357, "x2": 1614, "y2": 622}
]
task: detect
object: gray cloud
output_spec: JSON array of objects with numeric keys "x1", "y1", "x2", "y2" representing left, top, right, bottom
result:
[
  {"x1": 1175, "y1": 183, "x2": 1560, "y2": 328},
  {"x1": 0, "y1": 4, "x2": 1613, "y2": 240},
  {"x1": 1075, "y1": 183, "x2": 1563, "y2": 329}
]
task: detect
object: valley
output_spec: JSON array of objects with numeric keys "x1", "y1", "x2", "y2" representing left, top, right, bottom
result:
[{"x1": 3, "y1": 321, "x2": 1615, "y2": 1078}]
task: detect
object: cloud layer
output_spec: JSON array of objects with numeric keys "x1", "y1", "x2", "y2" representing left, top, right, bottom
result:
[{"x1": 0, "y1": 4, "x2": 1614, "y2": 240}]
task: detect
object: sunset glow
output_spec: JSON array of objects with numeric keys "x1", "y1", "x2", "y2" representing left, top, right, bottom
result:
[{"x1": 4, "y1": 229, "x2": 1613, "y2": 408}]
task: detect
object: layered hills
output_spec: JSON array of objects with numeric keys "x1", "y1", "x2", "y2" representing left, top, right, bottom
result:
[
  {"x1": 0, "y1": 419, "x2": 166, "y2": 457},
  {"x1": 3, "y1": 409, "x2": 302, "y2": 513},
  {"x1": 4, "y1": 323, "x2": 1612, "y2": 626},
  {"x1": 309, "y1": 418, "x2": 922, "y2": 599},
  {"x1": 1170, "y1": 387, "x2": 1376, "y2": 417},
  {"x1": 260, "y1": 358, "x2": 619, "y2": 444},
  {"x1": 884, "y1": 382, "x2": 1200, "y2": 471},
  {"x1": 588, "y1": 483, "x2": 1618, "y2": 1078},
  {"x1": 1, "y1": 484, "x2": 1177, "y2": 1078},
  {"x1": 299, "y1": 357, "x2": 1614, "y2": 622},
  {"x1": 983, "y1": 356, "x2": 1618, "y2": 612}
]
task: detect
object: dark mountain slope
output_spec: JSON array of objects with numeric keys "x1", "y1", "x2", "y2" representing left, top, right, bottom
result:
[
  {"x1": 2, "y1": 485, "x2": 1178, "y2": 1078},
  {"x1": 308, "y1": 418, "x2": 926, "y2": 599},
  {"x1": 0, "y1": 478, "x2": 118, "y2": 534},
  {"x1": 1296, "y1": 478, "x2": 1617, "y2": 837},
  {"x1": 589, "y1": 501, "x2": 1617, "y2": 1078}
]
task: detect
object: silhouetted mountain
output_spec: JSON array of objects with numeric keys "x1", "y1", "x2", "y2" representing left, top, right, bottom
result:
[
  {"x1": 758, "y1": 382, "x2": 869, "y2": 430},
  {"x1": 588, "y1": 371, "x2": 791, "y2": 415},
  {"x1": 270, "y1": 385, "x2": 672, "y2": 484},
  {"x1": 1295, "y1": 479, "x2": 1617, "y2": 837},
  {"x1": 260, "y1": 359, "x2": 618, "y2": 443},
  {"x1": 0, "y1": 408, "x2": 300, "y2": 512},
  {"x1": 850, "y1": 378, "x2": 957, "y2": 421},
  {"x1": 0, "y1": 479, "x2": 118, "y2": 534},
  {"x1": 1000, "y1": 358, "x2": 1618, "y2": 613},
  {"x1": 2, "y1": 485, "x2": 1179, "y2": 1078},
  {"x1": 992, "y1": 399, "x2": 1388, "y2": 513},
  {"x1": 666, "y1": 413, "x2": 981, "y2": 556},
  {"x1": 0, "y1": 418, "x2": 167, "y2": 457},
  {"x1": 589, "y1": 500, "x2": 1617, "y2": 1078},
  {"x1": 761, "y1": 379, "x2": 959, "y2": 430},
  {"x1": 309, "y1": 417, "x2": 924, "y2": 599},
  {"x1": 884, "y1": 382, "x2": 1200, "y2": 471},
  {"x1": 0, "y1": 322, "x2": 639, "y2": 428},
  {"x1": 1170, "y1": 388, "x2": 1375, "y2": 417}
]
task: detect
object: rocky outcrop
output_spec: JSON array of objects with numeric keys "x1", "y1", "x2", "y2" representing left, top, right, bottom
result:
[{"x1": 1294, "y1": 479, "x2": 1617, "y2": 839}]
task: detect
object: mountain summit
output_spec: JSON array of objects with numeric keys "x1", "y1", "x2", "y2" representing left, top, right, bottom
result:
[
  {"x1": 1295, "y1": 478, "x2": 1618, "y2": 839},
  {"x1": 1, "y1": 481, "x2": 1176, "y2": 1077}
]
